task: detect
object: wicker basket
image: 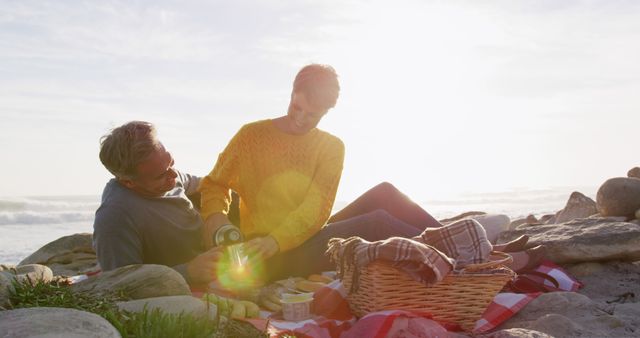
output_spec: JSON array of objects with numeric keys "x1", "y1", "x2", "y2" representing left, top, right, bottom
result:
[{"x1": 341, "y1": 251, "x2": 516, "y2": 332}]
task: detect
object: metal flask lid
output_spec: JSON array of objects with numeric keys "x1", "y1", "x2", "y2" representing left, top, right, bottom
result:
[{"x1": 214, "y1": 224, "x2": 244, "y2": 246}]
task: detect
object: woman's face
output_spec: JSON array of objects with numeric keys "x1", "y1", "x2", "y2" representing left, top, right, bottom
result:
[{"x1": 287, "y1": 92, "x2": 329, "y2": 134}]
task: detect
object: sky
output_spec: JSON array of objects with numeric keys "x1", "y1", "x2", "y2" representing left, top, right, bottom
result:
[{"x1": 1, "y1": 0, "x2": 639, "y2": 203}]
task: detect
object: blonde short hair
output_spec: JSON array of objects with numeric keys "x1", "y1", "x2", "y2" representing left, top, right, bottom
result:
[
  {"x1": 99, "y1": 121, "x2": 161, "y2": 179},
  {"x1": 293, "y1": 64, "x2": 340, "y2": 109}
]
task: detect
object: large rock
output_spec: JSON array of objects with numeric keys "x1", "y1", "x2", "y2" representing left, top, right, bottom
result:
[
  {"x1": 14, "y1": 264, "x2": 54, "y2": 283},
  {"x1": 72, "y1": 264, "x2": 190, "y2": 300},
  {"x1": 19, "y1": 233, "x2": 98, "y2": 276},
  {"x1": 596, "y1": 177, "x2": 640, "y2": 218},
  {"x1": 117, "y1": 295, "x2": 217, "y2": 319},
  {"x1": 498, "y1": 292, "x2": 633, "y2": 337},
  {"x1": 0, "y1": 272, "x2": 13, "y2": 307},
  {"x1": 567, "y1": 261, "x2": 640, "y2": 303},
  {"x1": 0, "y1": 307, "x2": 121, "y2": 337},
  {"x1": 497, "y1": 218, "x2": 640, "y2": 264},
  {"x1": 0, "y1": 264, "x2": 16, "y2": 272},
  {"x1": 628, "y1": 167, "x2": 640, "y2": 178},
  {"x1": 555, "y1": 191, "x2": 597, "y2": 223}
]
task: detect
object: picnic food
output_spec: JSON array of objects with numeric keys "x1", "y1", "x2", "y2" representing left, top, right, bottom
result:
[
  {"x1": 202, "y1": 293, "x2": 261, "y2": 319},
  {"x1": 307, "y1": 274, "x2": 334, "y2": 284},
  {"x1": 295, "y1": 279, "x2": 325, "y2": 292}
]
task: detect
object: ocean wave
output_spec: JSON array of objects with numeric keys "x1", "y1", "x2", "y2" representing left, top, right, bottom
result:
[
  {"x1": 0, "y1": 196, "x2": 99, "y2": 212},
  {"x1": 0, "y1": 211, "x2": 94, "y2": 225}
]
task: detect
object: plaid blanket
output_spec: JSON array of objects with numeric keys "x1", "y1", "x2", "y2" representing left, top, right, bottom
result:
[
  {"x1": 263, "y1": 260, "x2": 583, "y2": 337},
  {"x1": 325, "y1": 218, "x2": 493, "y2": 293},
  {"x1": 326, "y1": 236, "x2": 454, "y2": 292}
]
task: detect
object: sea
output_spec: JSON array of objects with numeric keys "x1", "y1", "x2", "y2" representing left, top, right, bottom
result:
[{"x1": 0, "y1": 186, "x2": 597, "y2": 265}]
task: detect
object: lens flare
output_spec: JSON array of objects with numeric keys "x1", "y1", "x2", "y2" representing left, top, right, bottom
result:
[{"x1": 216, "y1": 244, "x2": 266, "y2": 290}]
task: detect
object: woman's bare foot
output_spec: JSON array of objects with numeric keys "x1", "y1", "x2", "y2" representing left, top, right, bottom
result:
[
  {"x1": 505, "y1": 245, "x2": 547, "y2": 272},
  {"x1": 493, "y1": 235, "x2": 529, "y2": 253}
]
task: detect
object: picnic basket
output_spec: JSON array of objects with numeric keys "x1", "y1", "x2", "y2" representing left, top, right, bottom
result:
[{"x1": 341, "y1": 251, "x2": 516, "y2": 332}]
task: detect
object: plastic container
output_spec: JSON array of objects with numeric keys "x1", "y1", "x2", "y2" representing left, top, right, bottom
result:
[{"x1": 281, "y1": 293, "x2": 314, "y2": 321}]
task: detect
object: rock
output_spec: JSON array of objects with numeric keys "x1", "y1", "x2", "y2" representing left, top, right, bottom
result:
[
  {"x1": 72, "y1": 264, "x2": 190, "y2": 300},
  {"x1": 439, "y1": 211, "x2": 486, "y2": 224},
  {"x1": 14, "y1": 264, "x2": 53, "y2": 283},
  {"x1": 0, "y1": 307, "x2": 121, "y2": 337},
  {"x1": 509, "y1": 215, "x2": 540, "y2": 230},
  {"x1": 636, "y1": 209, "x2": 640, "y2": 220},
  {"x1": 471, "y1": 214, "x2": 511, "y2": 243},
  {"x1": 596, "y1": 177, "x2": 640, "y2": 218},
  {"x1": 18, "y1": 233, "x2": 98, "y2": 276},
  {"x1": 117, "y1": 295, "x2": 217, "y2": 319},
  {"x1": 565, "y1": 262, "x2": 606, "y2": 278},
  {"x1": 0, "y1": 272, "x2": 14, "y2": 307},
  {"x1": 0, "y1": 264, "x2": 16, "y2": 272},
  {"x1": 539, "y1": 214, "x2": 556, "y2": 225},
  {"x1": 555, "y1": 191, "x2": 598, "y2": 223},
  {"x1": 628, "y1": 167, "x2": 640, "y2": 178},
  {"x1": 498, "y1": 292, "x2": 634, "y2": 337},
  {"x1": 497, "y1": 218, "x2": 640, "y2": 264},
  {"x1": 572, "y1": 261, "x2": 640, "y2": 303},
  {"x1": 477, "y1": 328, "x2": 553, "y2": 338},
  {"x1": 613, "y1": 302, "x2": 640, "y2": 331}
]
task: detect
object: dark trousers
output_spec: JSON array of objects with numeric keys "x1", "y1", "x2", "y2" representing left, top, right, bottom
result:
[{"x1": 264, "y1": 182, "x2": 443, "y2": 281}]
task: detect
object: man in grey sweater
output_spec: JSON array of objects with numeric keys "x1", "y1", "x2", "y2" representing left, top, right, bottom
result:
[{"x1": 93, "y1": 121, "x2": 222, "y2": 286}]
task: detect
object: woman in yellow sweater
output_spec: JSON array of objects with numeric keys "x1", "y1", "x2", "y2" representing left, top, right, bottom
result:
[{"x1": 199, "y1": 64, "x2": 543, "y2": 282}]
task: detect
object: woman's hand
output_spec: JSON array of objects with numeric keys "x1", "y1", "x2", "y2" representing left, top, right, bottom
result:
[{"x1": 244, "y1": 235, "x2": 280, "y2": 260}]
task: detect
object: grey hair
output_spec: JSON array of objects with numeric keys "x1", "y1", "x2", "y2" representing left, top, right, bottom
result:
[{"x1": 99, "y1": 121, "x2": 161, "y2": 179}]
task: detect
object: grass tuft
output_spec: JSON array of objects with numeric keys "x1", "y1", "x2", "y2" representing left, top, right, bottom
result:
[{"x1": 5, "y1": 277, "x2": 268, "y2": 338}]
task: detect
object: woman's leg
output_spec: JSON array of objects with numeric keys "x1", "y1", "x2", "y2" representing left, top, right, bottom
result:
[
  {"x1": 266, "y1": 209, "x2": 420, "y2": 281},
  {"x1": 328, "y1": 182, "x2": 443, "y2": 229}
]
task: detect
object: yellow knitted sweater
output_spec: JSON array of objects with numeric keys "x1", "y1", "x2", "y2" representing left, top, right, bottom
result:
[{"x1": 199, "y1": 119, "x2": 345, "y2": 252}]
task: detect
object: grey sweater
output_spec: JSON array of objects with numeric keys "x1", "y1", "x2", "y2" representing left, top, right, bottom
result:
[{"x1": 93, "y1": 171, "x2": 203, "y2": 282}]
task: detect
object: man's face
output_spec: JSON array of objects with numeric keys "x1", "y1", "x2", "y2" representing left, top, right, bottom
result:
[
  {"x1": 287, "y1": 92, "x2": 329, "y2": 134},
  {"x1": 124, "y1": 145, "x2": 178, "y2": 197}
]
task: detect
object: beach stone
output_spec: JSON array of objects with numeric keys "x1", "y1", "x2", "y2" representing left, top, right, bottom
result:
[
  {"x1": 0, "y1": 272, "x2": 13, "y2": 307},
  {"x1": 498, "y1": 292, "x2": 632, "y2": 337},
  {"x1": 573, "y1": 261, "x2": 640, "y2": 303},
  {"x1": 539, "y1": 213, "x2": 556, "y2": 225},
  {"x1": 14, "y1": 264, "x2": 53, "y2": 283},
  {"x1": 613, "y1": 302, "x2": 640, "y2": 332},
  {"x1": 628, "y1": 167, "x2": 640, "y2": 178},
  {"x1": 497, "y1": 218, "x2": 640, "y2": 264},
  {"x1": 18, "y1": 233, "x2": 98, "y2": 276},
  {"x1": 596, "y1": 177, "x2": 640, "y2": 218},
  {"x1": 509, "y1": 215, "x2": 540, "y2": 230},
  {"x1": 117, "y1": 295, "x2": 217, "y2": 319},
  {"x1": 471, "y1": 214, "x2": 511, "y2": 243},
  {"x1": 0, "y1": 307, "x2": 120, "y2": 338},
  {"x1": 0, "y1": 264, "x2": 16, "y2": 272},
  {"x1": 555, "y1": 191, "x2": 598, "y2": 223},
  {"x1": 477, "y1": 328, "x2": 553, "y2": 338},
  {"x1": 566, "y1": 261, "x2": 606, "y2": 278},
  {"x1": 72, "y1": 264, "x2": 190, "y2": 300}
]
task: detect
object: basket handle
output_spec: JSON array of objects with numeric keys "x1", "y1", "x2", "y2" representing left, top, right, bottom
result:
[{"x1": 458, "y1": 251, "x2": 513, "y2": 273}]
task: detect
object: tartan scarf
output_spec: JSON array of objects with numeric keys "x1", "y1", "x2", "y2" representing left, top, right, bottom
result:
[
  {"x1": 326, "y1": 218, "x2": 493, "y2": 293},
  {"x1": 326, "y1": 236, "x2": 454, "y2": 293}
]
